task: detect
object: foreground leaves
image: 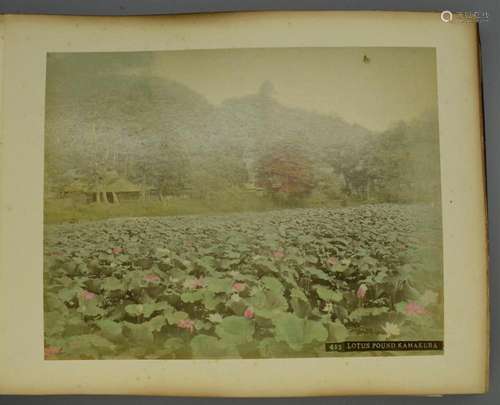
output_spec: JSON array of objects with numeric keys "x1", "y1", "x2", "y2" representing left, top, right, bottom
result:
[
  {"x1": 273, "y1": 314, "x2": 328, "y2": 351},
  {"x1": 43, "y1": 204, "x2": 443, "y2": 359}
]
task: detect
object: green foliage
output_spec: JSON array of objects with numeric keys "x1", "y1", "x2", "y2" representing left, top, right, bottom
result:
[
  {"x1": 190, "y1": 335, "x2": 231, "y2": 358},
  {"x1": 215, "y1": 316, "x2": 255, "y2": 345},
  {"x1": 273, "y1": 314, "x2": 328, "y2": 351},
  {"x1": 44, "y1": 191, "x2": 286, "y2": 224},
  {"x1": 329, "y1": 112, "x2": 440, "y2": 203},
  {"x1": 44, "y1": 204, "x2": 443, "y2": 359},
  {"x1": 326, "y1": 320, "x2": 349, "y2": 342}
]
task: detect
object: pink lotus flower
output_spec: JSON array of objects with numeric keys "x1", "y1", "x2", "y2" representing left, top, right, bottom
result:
[
  {"x1": 244, "y1": 308, "x2": 255, "y2": 319},
  {"x1": 327, "y1": 256, "x2": 337, "y2": 266},
  {"x1": 111, "y1": 247, "x2": 123, "y2": 255},
  {"x1": 356, "y1": 284, "x2": 368, "y2": 299},
  {"x1": 144, "y1": 274, "x2": 161, "y2": 283},
  {"x1": 232, "y1": 282, "x2": 246, "y2": 292},
  {"x1": 177, "y1": 319, "x2": 195, "y2": 333},
  {"x1": 405, "y1": 301, "x2": 426, "y2": 316},
  {"x1": 44, "y1": 346, "x2": 62, "y2": 357},
  {"x1": 81, "y1": 290, "x2": 96, "y2": 301},
  {"x1": 272, "y1": 250, "x2": 285, "y2": 259}
]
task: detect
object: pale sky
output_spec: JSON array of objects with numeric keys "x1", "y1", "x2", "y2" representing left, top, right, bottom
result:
[{"x1": 147, "y1": 47, "x2": 438, "y2": 132}]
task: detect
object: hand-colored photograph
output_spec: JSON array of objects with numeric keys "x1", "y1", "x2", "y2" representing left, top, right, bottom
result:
[{"x1": 43, "y1": 47, "x2": 443, "y2": 359}]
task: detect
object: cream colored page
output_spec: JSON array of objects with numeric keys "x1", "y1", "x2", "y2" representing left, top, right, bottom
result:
[{"x1": 0, "y1": 12, "x2": 487, "y2": 396}]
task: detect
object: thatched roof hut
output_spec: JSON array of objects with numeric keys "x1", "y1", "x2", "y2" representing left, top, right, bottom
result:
[
  {"x1": 92, "y1": 178, "x2": 143, "y2": 193},
  {"x1": 64, "y1": 177, "x2": 148, "y2": 204},
  {"x1": 63, "y1": 179, "x2": 91, "y2": 193}
]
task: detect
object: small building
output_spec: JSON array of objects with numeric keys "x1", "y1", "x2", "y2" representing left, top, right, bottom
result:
[
  {"x1": 63, "y1": 177, "x2": 148, "y2": 204},
  {"x1": 88, "y1": 178, "x2": 145, "y2": 204}
]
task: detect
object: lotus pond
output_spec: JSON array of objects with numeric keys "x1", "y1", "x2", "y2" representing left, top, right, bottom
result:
[{"x1": 43, "y1": 204, "x2": 443, "y2": 359}]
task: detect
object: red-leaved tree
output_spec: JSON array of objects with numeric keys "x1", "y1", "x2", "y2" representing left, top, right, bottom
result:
[{"x1": 256, "y1": 143, "x2": 314, "y2": 203}]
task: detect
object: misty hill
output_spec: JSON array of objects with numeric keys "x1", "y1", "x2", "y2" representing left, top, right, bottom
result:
[
  {"x1": 212, "y1": 82, "x2": 371, "y2": 159},
  {"x1": 44, "y1": 72, "x2": 440, "y2": 204}
]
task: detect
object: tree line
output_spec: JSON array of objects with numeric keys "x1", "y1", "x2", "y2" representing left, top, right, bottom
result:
[{"x1": 44, "y1": 62, "x2": 441, "y2": 207}]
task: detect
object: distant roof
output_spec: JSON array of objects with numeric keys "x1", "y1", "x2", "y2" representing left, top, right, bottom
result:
[
  {"x1": 65, "y1": 177, "x2": 146, "y2": 193},
  {"x1": 102, "y1": 178, "x2": 143, "y2": 192}
]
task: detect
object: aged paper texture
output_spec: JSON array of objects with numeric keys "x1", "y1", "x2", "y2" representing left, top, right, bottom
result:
[{"x1": 0, "y1": 12, "x2": 488, "y2": 396}]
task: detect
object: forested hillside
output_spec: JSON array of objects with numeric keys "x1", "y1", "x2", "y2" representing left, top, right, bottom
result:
[{"x1": 44, "y1": 53, "x2": 441, "y2": 221}]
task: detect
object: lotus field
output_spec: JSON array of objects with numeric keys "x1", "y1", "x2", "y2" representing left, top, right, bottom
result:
[{"x1": 43, "y1": 204, "x2": 443, "y2": 359}]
